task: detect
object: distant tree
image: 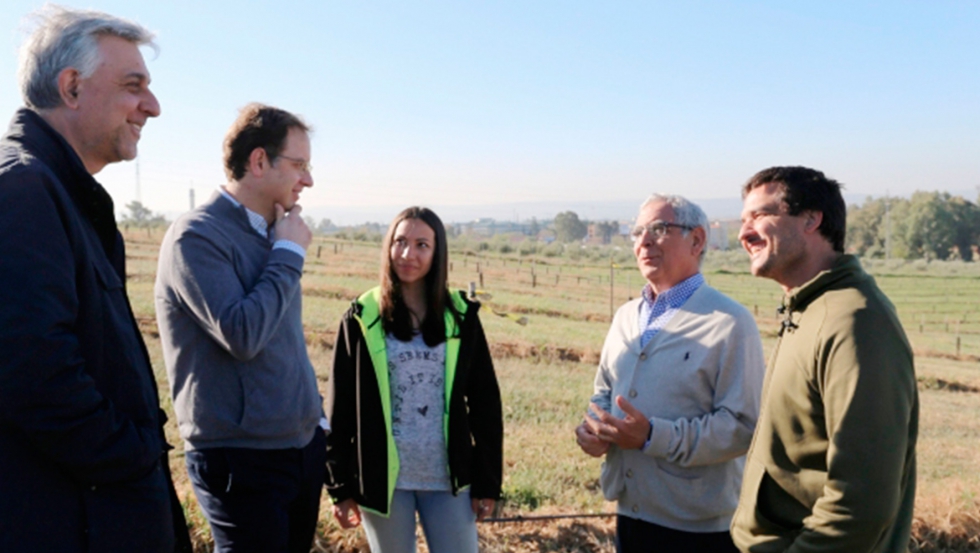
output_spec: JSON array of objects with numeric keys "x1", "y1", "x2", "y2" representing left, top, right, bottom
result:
[
  {"x1": 316, "y1": 218, "x2": 336, "y2": 235},
  {"x1": 121, "y1": 200, "x2": 167, "y2": 228},
  {"x1": 595, "y1": 221, "x2": 617, "y2": 244},
  {"x1": 948, "y1": 196, "x2": 980, "y2": 261},
  {"x1": 553, "y1": 211, "x2": 587, "y2": 243},
  {"x1": 845, "y1": 192, "x2": 980, "y2": 261},
  {"x1": 846, "y1": 197, "x2": 887, "y2": 257},
  {"x1": 905, "y1": 192, "x2": 960, "y2": 260},
  {"x1": 528, "y1": 217, "x2": 540, "y2": 237}
]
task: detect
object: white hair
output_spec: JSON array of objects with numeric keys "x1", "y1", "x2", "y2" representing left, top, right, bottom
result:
[
  {"x1": 18, "y1": 4, "x2": 156, "y2": 109},
  {"x1": 639, "y1": 193, "x2": 710, "y2": 261}
]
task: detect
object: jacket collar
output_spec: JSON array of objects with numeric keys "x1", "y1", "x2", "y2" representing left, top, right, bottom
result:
[
  {"x1": 783, "y1": 254, "x2": 866, "y2": 314},
  {"x1": 354, "y1": 286, "x2": 473, "y2": 337},
  {"x1": 5, "y1": 108, "x2": 118, "y2": 257}
]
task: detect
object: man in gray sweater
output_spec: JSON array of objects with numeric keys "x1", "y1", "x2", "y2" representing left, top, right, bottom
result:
[
  {"x1": 155, "y1": 103, "x2": 326, "y2": 553},
  {"x1": 575, "y1": 194, "x2": 765, "y2": 553}
]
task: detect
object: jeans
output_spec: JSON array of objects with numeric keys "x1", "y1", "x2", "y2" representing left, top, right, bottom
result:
[
  {"x1": 361, "y1": 489, "x2": 479, "y2": 553},
  {"x1": 185, "y1": 428, "x2": 327, "y2": 553}
]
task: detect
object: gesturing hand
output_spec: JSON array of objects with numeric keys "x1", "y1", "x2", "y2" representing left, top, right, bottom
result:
[
  {"x1": 584, "y1": 396, "x2": 651, "y2": 451},
  {"x1": 575, "y1": 420, "x2": 610, "y2": 457}
]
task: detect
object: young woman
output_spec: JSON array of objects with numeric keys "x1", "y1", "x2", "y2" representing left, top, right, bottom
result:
[{"x1": 325, "y1": 207, "x2": 503, "y2": 553}]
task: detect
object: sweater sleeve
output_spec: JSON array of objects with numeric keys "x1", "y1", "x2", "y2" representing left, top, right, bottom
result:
[
  {"x1": 164, "y1": 229, "x2": 304, "y2": 361},
  {"x1": 787, "y1": 299, "x2": 916, "y2": 553},
  {"x1": 643, "y1": 308, "x2": 766, "y2": 467},
  {"x1": 589, "y1": 305, "x2": 629, "y2": 415},
  {"x1": 0, "y1": 169, "x2": 163, "y2": 485}
]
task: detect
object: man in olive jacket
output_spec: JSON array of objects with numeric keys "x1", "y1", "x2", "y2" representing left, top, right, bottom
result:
[{"x1": 731, "y1": 166, "x2": 917, "y2": 553}]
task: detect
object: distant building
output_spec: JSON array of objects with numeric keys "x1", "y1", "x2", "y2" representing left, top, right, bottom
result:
[{"x1": 708, "y1": 221, "x2": 728, "y2": 251}]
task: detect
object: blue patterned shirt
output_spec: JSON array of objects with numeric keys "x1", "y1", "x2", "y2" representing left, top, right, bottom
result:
[{"x1": 638, "y1": 273, "x2": 705, "y2": 348}]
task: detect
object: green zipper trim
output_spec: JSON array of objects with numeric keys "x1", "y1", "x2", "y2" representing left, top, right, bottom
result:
[{"x1": 353, "y1": 287, "x2": 399, "y2": 516}]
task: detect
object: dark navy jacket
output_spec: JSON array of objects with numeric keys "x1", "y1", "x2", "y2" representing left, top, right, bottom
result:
[{"x1": 0, "y1": 109, "x2": 189, "y2": 552}]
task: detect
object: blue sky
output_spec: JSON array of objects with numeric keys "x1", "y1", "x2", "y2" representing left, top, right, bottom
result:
[{"x1": 2, "y1": 1, "x2": 978, "y2": 224}]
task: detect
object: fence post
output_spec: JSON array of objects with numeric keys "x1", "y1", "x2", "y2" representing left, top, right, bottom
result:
[
  {"x1": 316, "y1": 245, "x2": 321, "y2": 258},
  {"x1": 532, "y1": 274, "x2": 537, "y2": 288},
  {"x1": 479, "y1": 272, "x2": 484, "y2": 289},
  {"x1": 609, "y1": 262, "x2": 614, "y2": 320}
]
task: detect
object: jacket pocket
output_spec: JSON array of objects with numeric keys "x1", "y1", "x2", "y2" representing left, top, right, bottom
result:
[
  {"x1": 732, "y1": 459, "x2": 801, "y2": 550},
  {"x1": 83, "y1": 461, "x2": 174, "y2": 553},
  {"x1": 186, "y1": 448, "x2": 232, "y2": 494}
]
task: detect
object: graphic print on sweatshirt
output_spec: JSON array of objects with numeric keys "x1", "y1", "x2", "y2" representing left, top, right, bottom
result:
[{"x1": 385, "y1": 332, "x2": 451, "y2": 490}]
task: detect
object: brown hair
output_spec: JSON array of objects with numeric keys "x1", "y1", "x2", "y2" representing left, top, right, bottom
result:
[
  {"x1": 222, "y1": 103, "x2": 310, "y2": 181},
  {"x1": 379, "y1": 207, "x2": 460, "y2": 345},
  {"x1": 743, "y1": 166, "x2": 847, "y2": 253}
]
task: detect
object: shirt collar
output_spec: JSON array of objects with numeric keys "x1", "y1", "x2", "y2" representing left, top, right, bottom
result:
[
  {"x1": 641, "y1": 272, "x2": 705, "y2": 308},
  {"x1": 219, "y1": 186, "x2": 270, "y2": 240}
]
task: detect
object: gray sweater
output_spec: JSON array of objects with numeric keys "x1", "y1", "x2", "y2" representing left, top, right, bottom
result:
[{"x1": 155, "y1": 192, "x2": 322, "y2": 451}]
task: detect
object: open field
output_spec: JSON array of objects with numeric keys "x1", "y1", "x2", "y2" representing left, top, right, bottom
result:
[{"x1": 123, "y1": 228, "x2": 980, "y2": 552}]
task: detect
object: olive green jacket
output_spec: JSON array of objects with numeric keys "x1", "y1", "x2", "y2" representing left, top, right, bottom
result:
[{"x1": 731, "y1": 255, "x2": 918, "y2": 553}]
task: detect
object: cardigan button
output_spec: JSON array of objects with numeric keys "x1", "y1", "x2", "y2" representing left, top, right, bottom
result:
[
  {"x1": 631, "y1": 505, "x2": 640, "y2": 513},
  {"x1": 639, "y1": 353, "x2": 647, "y2": 361},
  {"x1": 629, "y1": 389, "x2": 637, "y2": 398},
  {"x1": 626, "y1": 469, "x2": 633, "y2": 478}
]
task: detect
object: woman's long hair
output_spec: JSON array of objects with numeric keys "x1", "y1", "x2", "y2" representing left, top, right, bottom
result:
[{"x1": 379, "y1": 207, "x2": 460, "y2": 345}]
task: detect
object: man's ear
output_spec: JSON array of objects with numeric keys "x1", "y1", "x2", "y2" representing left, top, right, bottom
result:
[
  {"x1": 56, "y1": 68, "x2": 82, "y2": 108},
  {"x1": 802, "y1": 210, "x2": 824, "y2": 235},
  {"x1": 246, "y1": 147, "x2": 268, "y2": 177},
  {"x1": 690, "y1": 226, "x2": 707, "y2": 258}
]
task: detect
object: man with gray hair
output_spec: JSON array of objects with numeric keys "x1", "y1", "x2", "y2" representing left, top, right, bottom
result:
[
  {"x1": 575, "y1": 194, "x2": 765, "y2": 552},
  {"x1": 0, "y1": 6, "x2": 190, "y2": 552}
]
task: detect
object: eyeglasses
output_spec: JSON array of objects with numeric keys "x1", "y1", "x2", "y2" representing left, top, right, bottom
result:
[
  {"x1": 630, "y1": 221, "x2": 695, "y2": 241},
  {"x1": 276, "y1": 154, "x2": 312, "y2": 174}
]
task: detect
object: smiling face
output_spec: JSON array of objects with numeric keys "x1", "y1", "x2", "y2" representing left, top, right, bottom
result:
[
  {"x1": 632, "y1": 200, "x2": 703, "y2": 292},
  {"x1": 739, "y1": 182, "x2": 809, "y2": 286},
  {"x1": 390, "y1": 218, "x2": 436, "y2": 287},
  {"x1": 262, "y1": 127, "x2": 313, "y2": 211},
  {"x1": 72, "y1": 35, "x2": 160, "y2": 174}
]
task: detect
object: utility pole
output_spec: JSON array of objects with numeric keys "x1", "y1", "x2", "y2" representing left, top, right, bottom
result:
[
  {"x1": 134, "y1": 157, "x2": 142, "y2": 204},
  {"x1": 189, "y1": 186, "x2": 196, "y2": 211},
  {"x1": 885, "y1": 190, "x2": 891, "y2": 260},
  {"x1": 609, "y1": 257, "x2": 615, "y2": 320}
]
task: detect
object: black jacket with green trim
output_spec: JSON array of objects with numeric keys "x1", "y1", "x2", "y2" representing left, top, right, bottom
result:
[{"x1": 324, "y1": 287, "x2": 503, "y2": 515}]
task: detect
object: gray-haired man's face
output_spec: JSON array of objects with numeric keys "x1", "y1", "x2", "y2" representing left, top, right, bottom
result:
[{"x1": 70, "y1": 35, "x2": 160, "y2": 173}]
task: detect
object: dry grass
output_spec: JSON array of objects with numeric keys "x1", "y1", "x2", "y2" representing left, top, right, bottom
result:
[{"x1": 122, "y1": 231, "x2": 980, "y2": 552}]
